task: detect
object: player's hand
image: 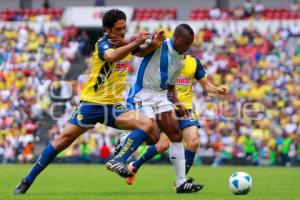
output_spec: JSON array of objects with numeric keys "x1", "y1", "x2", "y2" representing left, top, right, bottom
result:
[
  {"x1": 132, "y1": 32, "x2": 149, "y2": 46},
  {"x1": 218, "y1": 87, "x2": 228, "y2": 96},
  {"x1": 176, "y1": 102, "x2": 189, "y2": 118},
  {"x1": 151, "y1": 31, "x2": 166, "y2": 47},
  {"x1": 109, "y1": 35, "x2": 129, "y2": 47}
]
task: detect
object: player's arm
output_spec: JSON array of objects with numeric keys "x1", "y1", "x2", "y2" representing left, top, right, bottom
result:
[
  {"x1": 133, "y1": 31, "x2": 166, "y2": 57},
  {"x1": 199, "y1": 77, "x2": 227, "y2": 95},
  {"x1": 102, "y1": 33, "x2": 148, "y2": 63},
  {"x1": 194, "y1": 58, "x2": 228, "y2": 96}
]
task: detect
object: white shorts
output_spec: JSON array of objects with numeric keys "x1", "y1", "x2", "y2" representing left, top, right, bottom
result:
[{"x1": 130, "y1": 88, "x2": 174, "y2": 119}]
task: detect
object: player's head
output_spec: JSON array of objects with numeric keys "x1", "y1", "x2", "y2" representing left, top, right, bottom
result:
[
  {"x1": 102, "y1": 9, "x2": 127, "y2": 38},
  {"x1": 172, "y1": 24, "x2": 194, "y2": 54}
]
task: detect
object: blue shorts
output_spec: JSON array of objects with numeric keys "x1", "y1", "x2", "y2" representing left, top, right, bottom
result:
[
  {"x1": 175, "y1": 109, "x2": 201, "y2": 130},
  {"x1": 69, "y1": 102, "x2": 127, "y2": 129}
]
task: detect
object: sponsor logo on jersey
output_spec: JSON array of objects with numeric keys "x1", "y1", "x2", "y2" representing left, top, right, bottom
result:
[
  {"x1": 114, "y1": 61, "x2": 130, "y2": 71},
  {"x1": 176, "y1": 76, "x2": 191, "y2": 86}
]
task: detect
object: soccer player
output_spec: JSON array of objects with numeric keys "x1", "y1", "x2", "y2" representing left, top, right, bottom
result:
[
  {"x1": 124, "y1": 54, "x2": 228, "y2": 186},
  {"x1": 14, "y1": 9, "x2": 165, "y2": 195},
  {"x1": 122, "y1": 24, "x2": 203, "y2": 193}
]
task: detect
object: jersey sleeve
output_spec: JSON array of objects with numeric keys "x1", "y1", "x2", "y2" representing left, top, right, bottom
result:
[
  {"x1": 97, "y1": 40, "x2": 113, "y2": 61},
  {"x1": 194, "y1": 58, "x2": 207, "y2": 80}
]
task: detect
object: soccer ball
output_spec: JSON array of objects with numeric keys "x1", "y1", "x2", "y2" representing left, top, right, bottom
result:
[{"x1": 228, "y1": 172, "x2": 252, "y2": 195}]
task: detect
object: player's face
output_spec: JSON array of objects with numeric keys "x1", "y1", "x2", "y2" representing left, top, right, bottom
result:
[
  {"x1": 173, "y1": 34, "x2": 194, "y2": 54},
  {"x1": 108, "y1": 19, "x2": 126, "y2": 38}
]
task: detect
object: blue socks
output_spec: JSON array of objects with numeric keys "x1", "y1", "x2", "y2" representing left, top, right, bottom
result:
[
  {"x1": 132, "y1": 146, "x2": 196, "y2": 174},
  {"x1": 25, "y1": 144, "x2": 58, "y2": 183},
  {"x1": 133, "y1": 145, "x2": 158, "y2": 170},
  {"x1": 185, "y1": 149, "x2": 196, "y2": 174},
  {"x1": 114, "y1": 129, "x2": 148, "y2": 162}
]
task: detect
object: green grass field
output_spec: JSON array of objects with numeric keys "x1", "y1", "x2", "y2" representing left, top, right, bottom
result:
[{"x1": 0, "y1": 164, "x2": 299, "y2": 200}]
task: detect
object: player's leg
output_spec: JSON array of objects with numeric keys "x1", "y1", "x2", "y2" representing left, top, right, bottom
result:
[
  {"x1": 157, "y1": 110, "x2": 203, "y2": 193},
  {"x1": 132, "y1": 133, "x2": 169, "y2": 171},
  {"x1": 106, "y1": 109, "x2": 160, "y2": 177},
  {"x1": 124, "y1": 121, "x2": 162, "y2": 185},
  {"x1": 182, "y1": 125, "x2": 200, "y2": 174},
  {"x1": 14, "y1": 123, "x2": 87, "y2": 195},
  {"x1": 177, "y1": 110, "x2": 201, "y2": 174},
  {"x1": 113, "y1": 110, "x2": 157, "y2": 161},
  {"x1": 156, "y1": 111, "x2": 186, "y2": 186}
]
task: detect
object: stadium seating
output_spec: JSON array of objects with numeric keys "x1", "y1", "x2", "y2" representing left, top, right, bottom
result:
[
  {"x1": 0, "y1": 8, "x2": 63, "y2": 21},
  {"x1": 134, "y1": 8, "x2": 177, "y2": 20},
  {"x1": 189, "y1": 7, "x2": 300, "y2": 20}
]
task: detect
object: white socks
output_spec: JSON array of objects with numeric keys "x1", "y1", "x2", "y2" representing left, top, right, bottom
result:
[{"x1": 169, "y1": 142, "x2": 186, "y2": 187}]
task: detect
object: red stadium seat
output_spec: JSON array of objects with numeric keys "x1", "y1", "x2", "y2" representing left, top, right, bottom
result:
[{"x1": 133, "y1": 8, "x2": 177, "y2": 20}]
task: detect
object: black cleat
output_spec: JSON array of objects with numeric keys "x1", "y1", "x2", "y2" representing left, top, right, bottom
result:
[
  {"x1": 176, "y1": 180, "x2": 204, "y2": 193},
  {"x1": 14, "y1": 178, "x2": 32, "y2": 195},
  {"x1": 106, "y1": 159, "x2": 132, "y2": 178}
]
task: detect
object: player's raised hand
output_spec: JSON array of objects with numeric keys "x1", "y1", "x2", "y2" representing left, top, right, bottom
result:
[
  {"x1": 132, "y1": 32, "x2": 149, "y2": 45},
  {"x1": 152, "y1": 31, "x2": 166, "y2": 47}
]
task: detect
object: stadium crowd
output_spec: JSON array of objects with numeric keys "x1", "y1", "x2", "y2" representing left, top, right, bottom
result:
[{"x1": 0, "y1": 24, "x2": 79, "y2": 163}]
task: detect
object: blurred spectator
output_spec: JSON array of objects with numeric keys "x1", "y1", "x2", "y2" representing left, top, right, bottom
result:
[
  {"x1": 209, "y1": 6, "x2": 221, "y2": 19},
  {"x1": 254, "y1": 0, "x2": 264, "y2": 14},
  {"x1": 43, "y1": 0, "x2": 50, "y2": 9},
  {"x1": 243, "y1": 0, "x2": 254, "y2": 17},
  {"x1": 95, "y1": 0, "x2": 105, "y2": 6},
  {"x1": 77, "y1": 31, "x2": 91, "y2": 56},
  {"x1": 290, "y1": 0, "x2": 300, "y2": 13},
  {"x1": 0, "y1": 144, "x2": 4, "y2": 163},
  {"x1": 99, "y1": 141, "x2": 111, "y2": 162},
  {"x1": 17, "y1": 142, "x2": 34, "y2": 163}
]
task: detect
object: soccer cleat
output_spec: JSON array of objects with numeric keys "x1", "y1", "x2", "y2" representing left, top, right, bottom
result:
[
  {"x1": 106, "y1": 159, "x2": 132, "y2": 178},
  {"x1": 176, "y1": 180, "x2": 204, "y2": 193},
  {"x1": 14, "y1": 178, "x2": 32, "y2": 195},
  {"x1": 125, "y1": 162, "x2": 137, "y2": 185},
  {"x1": 186, "y1": 177, "x2": 195, "y2": 183},
  {"x1": 173, "y1": 177, "x2": 197, "y2": 190}
]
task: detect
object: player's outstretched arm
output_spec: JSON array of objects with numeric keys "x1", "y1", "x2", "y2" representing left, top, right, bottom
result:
[
  {"x1": 134, "y1": 31, "x2": 166, "y2": 57},
  {"x1": 104, "y1": 33, "x2": 148, "y2": 63},
  {"x1": 198, "y1": 77, "x2": 228, "y2": 96}
]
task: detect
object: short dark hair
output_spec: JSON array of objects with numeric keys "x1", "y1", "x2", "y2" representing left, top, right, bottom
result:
[
  {"x1": 174, "y1": 23, "x2": 194, "y2": 37},
  {"x1": 102, "y1": 9, "x2": 126, "y2": 29}
]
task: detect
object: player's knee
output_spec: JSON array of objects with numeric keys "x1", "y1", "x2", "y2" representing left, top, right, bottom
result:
[
  {"x1": 156, "y1": 141, "x2": 170, "y2": 152},
  {"x1": 186, "y1": 137, "x2": 200, "y2": 151},
  {"x1": 169, "y1": 133, "x2": 182, "y2": 142},
  {"x1": 53, "y1": 134, "x2": 72, "y2": 151},
  {"x1": 137, "y1": 118, "x2": 154, "y2": 133},
  {"x1": 146, "y1": 132, "x2": 160, "y2": 145}
]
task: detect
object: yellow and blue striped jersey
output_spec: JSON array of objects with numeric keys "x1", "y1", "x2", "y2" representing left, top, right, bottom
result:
[
  {"x1": 80, "y1": 35, "x2": 132, "y2": 104},
  {"x1": 176, "y1": 55, "x2": 206, "y2": 109}
]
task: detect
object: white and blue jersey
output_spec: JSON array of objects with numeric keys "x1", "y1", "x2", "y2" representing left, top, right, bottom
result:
[{"x1": 127, "y1": 39, "x2": 184, "y2": 118}]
